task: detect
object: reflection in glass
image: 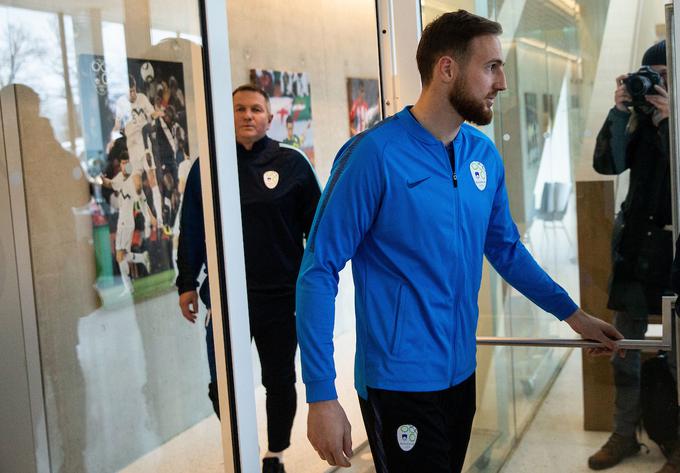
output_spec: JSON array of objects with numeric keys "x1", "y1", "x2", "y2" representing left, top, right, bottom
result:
[
  {"x1": 416, "y1": 1, "x2": 664, "y2": 472},
  {"x1": 1, "y1": 2, "x2": 222, "y2": 471}
]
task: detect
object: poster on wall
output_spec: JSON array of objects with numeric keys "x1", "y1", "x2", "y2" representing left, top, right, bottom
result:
[
  {"x1": 541, "y1": 93, "x2": 554, "y2": 137},
  {"x1": 250, "y1": 68, "x2": 315, "y2": 164},
  {"x1": 346, "y1": 78, "x2": 380, "y2": 136},
  {"x1": 524, "y1": 92, "x2": 541, "y2": 167},
  {"x1": 78, "y1": 54, "x2": 194, "y2": 304}
]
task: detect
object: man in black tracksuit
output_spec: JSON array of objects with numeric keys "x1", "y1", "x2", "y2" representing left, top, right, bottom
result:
[
  {"x1": 589, "y1": 41, "x2": 675, "y2": 472},
  {"x1": 176, "y1": 85, "x2": 321, "y2": 473}
]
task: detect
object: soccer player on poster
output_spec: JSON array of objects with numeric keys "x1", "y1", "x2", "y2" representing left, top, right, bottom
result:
[
  {"x1": 282, "y1": 115, "x2": 310, "y2": 149},
  {"x1": 349, "y1": 80, "x2": 369, "y2": 136},
  {"x1": 111, "y1": 74, "x2": 166, "y2": 234},
  {"x1": 100, "y1": 151, "x2": 153, "y2": 294}
]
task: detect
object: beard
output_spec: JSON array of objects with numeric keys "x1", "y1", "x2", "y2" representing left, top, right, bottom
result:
[{"x1": 448, "y1": 76, "x2": 494, "y2": 126}]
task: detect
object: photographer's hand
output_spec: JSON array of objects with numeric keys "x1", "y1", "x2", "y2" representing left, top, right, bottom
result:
[
  {"x1": 646, "y1": 84, "x2": 669, "y2": 126},
  {"x1": 615, "y1": 74, "x2": 632, "y2": 112}
]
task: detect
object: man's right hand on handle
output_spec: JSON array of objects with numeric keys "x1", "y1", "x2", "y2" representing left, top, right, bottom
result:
[
  {"x1": 179, "y1": 290, "x2": 199, "y2": 323},
  {"x1": 308, "y1": 399, "x2": 353, "y2": 468}
]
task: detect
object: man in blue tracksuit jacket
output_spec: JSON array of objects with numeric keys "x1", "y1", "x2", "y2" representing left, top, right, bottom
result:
[{"x1": 296, "y1": 11, "x2": 622, "y2": 473}]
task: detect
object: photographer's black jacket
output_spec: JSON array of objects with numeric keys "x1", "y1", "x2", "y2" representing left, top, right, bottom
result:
[
  {"x1": 593, "y1": 107, "x2": 672, "y2": 316},
  {"x1": 175, "y1": 136, "x2": 321, "y2": 316}
]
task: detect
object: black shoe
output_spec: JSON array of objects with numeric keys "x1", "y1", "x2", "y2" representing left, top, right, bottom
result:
[
  {"x1": 208, "y1": 382, "x2": 220, "y2": 419},
  {"x1": 262, "y1": 457, "x2": 286, "y2": 473}
]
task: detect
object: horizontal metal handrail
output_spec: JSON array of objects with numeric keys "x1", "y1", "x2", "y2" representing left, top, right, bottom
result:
[
  {"x1": 476, "y1": 296, "x2": 676, "y2": 351},
  {"x1": 477, "y1": 338, "x2": 667, "y2": 350}
]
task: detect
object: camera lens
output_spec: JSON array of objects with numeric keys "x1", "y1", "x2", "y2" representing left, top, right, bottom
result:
[{"x1": 627, "y1": 76, "x2": 652, "y2": 96}]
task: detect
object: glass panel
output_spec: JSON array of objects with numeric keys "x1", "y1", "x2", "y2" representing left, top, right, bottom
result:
[
  {"x1": 0, "y1": 1, "x2": 223, "y2": 471},
  {"x1": 419, "y1": 1, "x2": 670, "y2": 472},
  {"x1": 491, "y1": 0, "x2": 669, "y2": 454},
  {"x1": 468, "y1": 345, "x2": 516, "y2": 472},
  {"x1": 500, "y1": 0, "x2": 584, "y2": 433},
  {"x1": 225, "y1": 1, "x2": 381, "y2": 471},
  {"x1": 421, "y1": 2, "x2": 520, "y2": 471}
]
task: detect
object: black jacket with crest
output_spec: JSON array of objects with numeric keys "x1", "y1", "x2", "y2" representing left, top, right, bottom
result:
[{"x1": 175, "y1": 136, "x2": 321, "y2": 318}]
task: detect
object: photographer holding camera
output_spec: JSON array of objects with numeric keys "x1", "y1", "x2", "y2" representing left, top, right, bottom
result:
[{"x1": 589, "y1": 40, "x2": 676, "y2": 472}]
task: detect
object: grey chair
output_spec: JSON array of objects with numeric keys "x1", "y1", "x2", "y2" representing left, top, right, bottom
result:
[{"x1": 534, "y1": 181, "x2": 573, "y2": 252}]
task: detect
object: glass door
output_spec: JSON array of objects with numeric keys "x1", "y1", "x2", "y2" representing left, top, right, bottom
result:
[
  {"x1": 1, "y1": 0, "x2": 387, "y2": 471},
  {"x1": 0, "y1": 0, "x2": 246, "y2": 471},
  {"x1": 382, "y1": 1, "x2": 677, "y2": 472},
  {"x1": 223, "y1": 1, "x2": 383, "y2": 471},
  {"x1": 453, "y1": 1, "x2": 671, "y2": 472}
]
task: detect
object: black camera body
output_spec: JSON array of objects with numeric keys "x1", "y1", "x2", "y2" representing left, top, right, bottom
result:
[{"x1": 623, "y1": 66, "x2": 663, "y2": 107}]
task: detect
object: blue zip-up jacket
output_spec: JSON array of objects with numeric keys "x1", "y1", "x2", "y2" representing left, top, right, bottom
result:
[{"x1": 296, "y1": 107, "x2": 579, "y2": 403}]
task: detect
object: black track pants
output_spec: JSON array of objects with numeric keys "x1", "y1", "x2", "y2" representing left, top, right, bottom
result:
[{"x1": 359, "y1": 373, "x2": 476, "y2": 473}]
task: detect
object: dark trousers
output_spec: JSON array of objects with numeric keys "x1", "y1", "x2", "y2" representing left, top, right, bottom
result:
[
  {"x1": 359, "y1": 373, "x2": 476, "y2": 473},
  {"x1": 206, "y1": 311, "x2": 297, "y2": 452},
  {"x1": 611, "y1": 311, "x2": 679, "y2": 439},
  {"x1": 611, "y1": 312, "x2": 646, "y2": 437}
]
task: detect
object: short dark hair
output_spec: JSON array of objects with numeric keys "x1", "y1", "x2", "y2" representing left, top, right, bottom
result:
[
  {"x1": 128, "y1": 74, "x2": 136, "y2": 89},
  {"x1": 232, "y1": 84, "x2": 270, "y2": 107},
  {"x1": 417, "y1": 10, "x2": 503, "y2": 86}
]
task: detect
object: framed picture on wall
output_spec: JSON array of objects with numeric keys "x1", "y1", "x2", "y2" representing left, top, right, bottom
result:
[
  {"x1": 541, "y1": 93, "x2": 554, "y2": 136},
  {"x1": 524, "y1": 92, "x2": 541, "y2": 167},
  {"x1": 78, "y1": 54, "x2": 192, "y2": 304},
  {"x1": 346, "y1": 78, "x2": 380, "y2": 137},
  {"x1": 250, "y1": 68, "x2": 315, "y2": 164}
]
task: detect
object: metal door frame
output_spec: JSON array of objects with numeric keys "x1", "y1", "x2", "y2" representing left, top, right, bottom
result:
[
  {"x1": 199, "y1": 0, "x2": 259, "y2": 471},
  {"x1": 0, "y1": 86, "x2": 51, "y2": 473},
  {"x1": 666, "y1": 1, "x2": 680, "y2": 400}
]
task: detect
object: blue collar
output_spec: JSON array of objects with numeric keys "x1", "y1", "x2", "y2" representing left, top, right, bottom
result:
[{"x1": 397, "y1": 106, "x2": 464, "y2": 147}]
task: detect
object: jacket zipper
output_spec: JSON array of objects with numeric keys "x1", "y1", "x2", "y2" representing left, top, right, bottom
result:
[
  {"x1": 444, "y1": 141, "x2": 460, "y2": 381},
  {"x1": 447, "y1": 142, "x2": 458, "y2": 187}
]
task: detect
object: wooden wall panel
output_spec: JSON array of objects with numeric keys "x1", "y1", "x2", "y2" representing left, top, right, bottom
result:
[{"x1": 577, "y1": 180, "x2": 616, "y2": 431}]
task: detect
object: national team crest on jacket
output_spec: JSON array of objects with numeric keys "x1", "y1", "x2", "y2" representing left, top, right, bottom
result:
[
  {"x1": 263, "y1": 170, "x2": 279, "y2": 189},
  {"x1": 469, "y1": 161, "x2": 487, "y2": 191}
]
